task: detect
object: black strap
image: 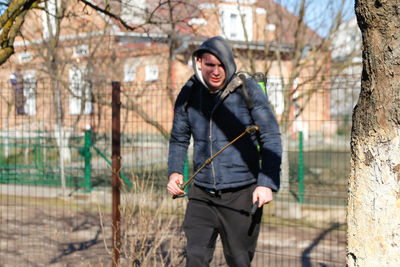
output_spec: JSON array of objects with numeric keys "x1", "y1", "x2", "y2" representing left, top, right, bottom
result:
[
  {"x1": 185, "y1": 74, "x2": 256, "y2": 114},
  {"x1": 238, "y1": 74, "x2": 254, "y2": 110},
  {"x1": 238, "y1": 74, "x2": 263, "y2": 154},
  {"x1": 220, "y1": 76, "x2": 242, "y2": 100}
]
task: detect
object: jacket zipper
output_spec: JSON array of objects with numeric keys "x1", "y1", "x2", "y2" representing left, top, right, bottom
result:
[
  {"x1": 209, "y1": 95, "x2": 224, "y2": 190},
  {"x1": 209, "y1": 118, "x2": 216, "y2": 189}
]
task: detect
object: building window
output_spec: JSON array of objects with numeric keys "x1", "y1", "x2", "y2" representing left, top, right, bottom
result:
[
  {"x1": 23, "y1": 71, "x2": 37, "y2": 116},
  {"x1": 145, "y1": 65, "x2": 158, "y2": 82},
  {"x1": 123, "y1": 63, "x2": 136, "y2": 82},
  {"x1": 219, "y1": 4, "x2": 252, "y2": 41},
  {"x1": 73, "y1": 45, "x2": 89, "y2": 58},
  {"x1": 18, "y1": 52, "x2": 33, "y2": 63},
  {"x1": 9, "y1": 70, "x2": 36, "y2": 115},
  {"x1": 266, "y1": 77, "x2": 284, "y2": 115},
  {"x1": 69, "y1": 67, "x2": 93, "y2": 115},
  {"x1": 230, "y1": 13, "x2": 239, "y2": 39}
]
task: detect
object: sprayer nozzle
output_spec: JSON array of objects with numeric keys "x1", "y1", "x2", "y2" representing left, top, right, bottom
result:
[{"x1": 246, "y1": 125, "x2": 259, "y2": 133}]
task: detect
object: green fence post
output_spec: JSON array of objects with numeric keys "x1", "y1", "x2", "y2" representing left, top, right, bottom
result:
[
  {"x1": 84, "y1": 127, "x2": 92, "y2": 192},
  {"x1": 0, "y1": 137, "x2": 2, "y2": 165},
  {"x1": 36, "y1": 122, "x2": 43, "y2": 182},
  {"x1": 299, "y1": 131, "x2": 304, "y2": 203}
]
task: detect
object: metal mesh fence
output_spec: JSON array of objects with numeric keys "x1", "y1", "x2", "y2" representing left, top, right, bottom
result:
[{"x1": 0, "y1": 74, "x2": 360, "y2": 266}]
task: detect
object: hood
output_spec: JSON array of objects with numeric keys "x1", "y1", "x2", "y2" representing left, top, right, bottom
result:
[{"x1": 192, "y1": 36, "x2": 237, "y2": 90}]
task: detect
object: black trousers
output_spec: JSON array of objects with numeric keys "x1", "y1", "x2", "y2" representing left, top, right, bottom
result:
[{"x1": 183, "y1": 184, "x2": 263, "y2": 267}]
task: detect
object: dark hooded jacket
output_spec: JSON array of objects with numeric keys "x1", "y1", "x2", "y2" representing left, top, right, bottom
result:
[{"x1": 168, "y1": 36, "x2": 282, "y2": 191}]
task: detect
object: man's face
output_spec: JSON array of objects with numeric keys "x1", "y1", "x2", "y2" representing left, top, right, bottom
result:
[{"x1": 196, "y1": 52, "x2": 226, "y2": 92}]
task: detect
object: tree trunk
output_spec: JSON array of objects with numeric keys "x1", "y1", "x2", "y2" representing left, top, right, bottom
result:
[
  {"x1": 52, "y1": 78, "x2": 67, "y2": 196},
  {"x1": 3, "y1": 104, "x2": 11, "y2": 158},
  {"x1": 347, "y1": 1, "x2": 400, "y2": 265},
  {"x1": 280, "y1": 132, "x2": 290, "y2": 194}
]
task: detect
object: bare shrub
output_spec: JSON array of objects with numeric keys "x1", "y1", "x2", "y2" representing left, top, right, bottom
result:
[{"x1": 100, "y1": 170, "x2": 187, "y2": 267}]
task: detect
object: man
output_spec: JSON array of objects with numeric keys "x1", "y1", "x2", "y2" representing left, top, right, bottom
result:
[{"x1": 167, "y1": 36, "x2": 282, "y2": 266}]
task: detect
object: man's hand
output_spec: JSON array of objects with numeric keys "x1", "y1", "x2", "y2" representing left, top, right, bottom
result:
[
  {"x1": 167, "y1": 173, "x2": 186, "y2": 196},
  {"x1": 252, "y1": 186, "x2": 273, "y2": 207}
]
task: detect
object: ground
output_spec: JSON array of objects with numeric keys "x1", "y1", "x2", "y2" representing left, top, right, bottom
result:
[{"x1": 0, "y1": 191, "x2": 346, "y2": 267}]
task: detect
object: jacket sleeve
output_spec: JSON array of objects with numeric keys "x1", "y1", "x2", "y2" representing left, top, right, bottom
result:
[
  {"x1": 246, "y1": 78, "x2": 282, "y2": 191},
  {"x1": 167, "y1": 80, "x2": 193, "y2": 177}
]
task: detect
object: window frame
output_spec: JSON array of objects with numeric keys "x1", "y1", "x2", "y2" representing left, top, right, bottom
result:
[
  {"x1": 145, "y1": 65, "x2": 159, "y2": 82},
  {"x1": 219, "y1": 4, "x2": 253, "y2": 41},
  {"x1": 69, "y1": 66, "x2": 93, "y2": 115}
]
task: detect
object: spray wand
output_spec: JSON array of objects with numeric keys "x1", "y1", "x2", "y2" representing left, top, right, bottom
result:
[{"x1": 173, "y1": 125, "x2": 259, "y2": 199}]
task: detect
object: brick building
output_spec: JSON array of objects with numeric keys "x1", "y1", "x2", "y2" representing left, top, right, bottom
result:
[{"x1": 0, "y1": 0, "x2": 330, "y2": 138}]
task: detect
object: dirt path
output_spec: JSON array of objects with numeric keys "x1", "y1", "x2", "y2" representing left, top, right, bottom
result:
[{"x1": 0, "y1": 194, "x2": 345, "y2": 266}]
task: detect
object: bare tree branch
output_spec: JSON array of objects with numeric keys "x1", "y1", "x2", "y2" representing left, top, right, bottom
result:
[
  {"x1": 0, "y1": 0, "x2": 39, "y2": 64},
  {"x1": 79, "y1": 0, "x2": 139, "y2": 31}
]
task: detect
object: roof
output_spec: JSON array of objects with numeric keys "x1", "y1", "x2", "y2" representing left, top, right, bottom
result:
[
  {"x1": 255, "y1": 0, "x2": 322, "y2": 46},
  {"x1": 100, "y1": 0, "x2": 322, "y2": 51}
]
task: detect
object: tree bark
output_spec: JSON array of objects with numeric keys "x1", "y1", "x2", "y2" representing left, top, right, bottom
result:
[{"x1": 348, "y1": 0, "x2": 400, "y2": 265}]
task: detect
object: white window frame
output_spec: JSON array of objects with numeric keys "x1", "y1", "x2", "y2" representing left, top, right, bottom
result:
[
  {"x1": 229, "y1": 13, "x2": 240, "y2": 39},
  {"x1": 188, "y1": 18, "x2": 207, "y2": 26},
  {"x1": 145, "y1": 65, "x2": 159, "y2": 82},
  {"x1": 266, "y1": 76, "x2": 284, "y2": 115},
  {"x1": 219, "y1": 4, "x2": 252, "y2": 41},
  {"x1": 69, "y1": 67, "x2": 93, "y2": 115},
  {"x1": 73, "y1": 45, "x2": 89, "y2": 58},
  {"x1": 23, "y1": 71, "x2": 37, "y2": 116},
  {"x1": 18, "y1": 52, "x2": 33, "y2": 63},
  {"x1": 123, "y1": 62, "x2": 137, "y2": 82},
  {"x1": 265, "y1": 24, "x2": 276, "y2": 31}
]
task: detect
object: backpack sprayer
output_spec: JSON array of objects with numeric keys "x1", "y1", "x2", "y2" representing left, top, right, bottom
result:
[{"x1": 173, "y1": 125, "x2": 260, "y2": 214}]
